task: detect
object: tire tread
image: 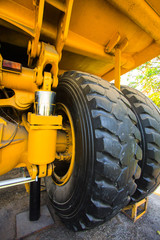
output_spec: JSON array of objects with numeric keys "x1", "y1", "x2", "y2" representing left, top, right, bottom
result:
[{"x1": 121, "y1": 85, "x2": 160, "y2": 202}]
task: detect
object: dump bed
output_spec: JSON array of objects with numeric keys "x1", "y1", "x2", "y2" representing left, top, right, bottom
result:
[{"x1": 0, "y1": 0, "x2": 160, "y2": 80}]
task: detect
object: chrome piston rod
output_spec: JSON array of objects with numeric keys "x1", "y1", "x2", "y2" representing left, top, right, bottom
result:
[{"x1": 0, "y1": 177, "x2": 36, "y2": 189}]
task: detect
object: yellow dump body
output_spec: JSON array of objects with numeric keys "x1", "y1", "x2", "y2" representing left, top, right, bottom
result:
[{"x1": 0, "y1": 0, "x2": 160, "y2": 80}]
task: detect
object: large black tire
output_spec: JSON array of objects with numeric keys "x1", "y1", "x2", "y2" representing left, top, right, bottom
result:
[
  {"x1": 46, "y1": 71, "x2": 142, "y2": 231},
  {"x1": 121, "y1": 86, "x2": 160, "y2": 202}
]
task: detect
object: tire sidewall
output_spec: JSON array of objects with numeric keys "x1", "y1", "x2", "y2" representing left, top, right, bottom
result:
[{"x1": 46, "y1": 76, "x2": 95, "y2": 218}]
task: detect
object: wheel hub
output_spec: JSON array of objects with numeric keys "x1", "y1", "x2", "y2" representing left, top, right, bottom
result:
[{"x1": 52, "y1": 103, "x2": 75, "y2": 186}]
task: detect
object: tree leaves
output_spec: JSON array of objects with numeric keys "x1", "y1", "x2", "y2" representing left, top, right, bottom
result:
[{"x1": 128, "y1": 57, "x2": 160, "y2": 107}]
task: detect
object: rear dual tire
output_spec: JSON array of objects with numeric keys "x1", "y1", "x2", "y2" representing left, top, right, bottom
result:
[
  {"x1": 121, "y1": 86, "x2": 160, "y2": 202},
  {"x1": 46, "y1": 71, "x2": 142, "y2": 231}
]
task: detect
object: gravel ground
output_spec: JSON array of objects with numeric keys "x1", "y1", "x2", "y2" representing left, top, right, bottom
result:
[{"x1": 0, "y1": 169, "x2": 160, "y2": 240}]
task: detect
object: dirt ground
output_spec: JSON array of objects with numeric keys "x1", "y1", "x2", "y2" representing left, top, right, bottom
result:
[{"x1": 0, "y1": 169, "x2": 160, "y2": 240}]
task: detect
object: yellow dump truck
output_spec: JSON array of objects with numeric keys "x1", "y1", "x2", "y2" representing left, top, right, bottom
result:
[{"x1": 0, "y1": 0, "x2": 160, "y2": 231}]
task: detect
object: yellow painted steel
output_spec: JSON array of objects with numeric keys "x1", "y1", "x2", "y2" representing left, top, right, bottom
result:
[
  {"x1": 52, "y1": 103, "x2": 75, "y2": 186},
  {"x1": 114, "y1": 48, "x2": 121, "y2": 90},
  {"x1": 34, "y1": 42, "x2": 59, "y2": 88},
  {"x1": 0, "y1": 0, "x2": 160, "y2": 79},
  {"x1": 107, "y1": 0, "x2": 160, "y2": 45},
  {"x1": 28, "y1": 128, "x2": 57, "y2": 165},
  {"x1": 0, "y1": 118, "x2": 28, "y2": 176},
  {"x1": 1, "y1": 67, "x2": 37, "y2": 93},
  {"x1": 0, "y1": 113, "x2": 69, "y2": 179},
  {"x1": 56, "y1": 131, "x2": 68, "y2": 152},
  {"x1": 105, "y1": 32, "x2": 121, "y2": 54},
  {"x1": 0, "y1": 90, "x2": 34, "y2": 111},
  {"x1": 56, "y1": 0, "x2": 74, "y2": 57},
  {"x1": 27, "y1": 0, "x2": 45, "y2": 65},
  {"x1": 22, "y1": 113, "x2": 68, "y2": 153},
  {"x1": 46, "y1": 0, "x2": 66, "y2": 12},
  {"x1": 0, "y1": 64, "x2": 37, "y2": 110},
  {"x1": 122, "y1": 198, "x2": 148, "y2": 222},
  {"x1": 28, "y1": 113, "x2": 62, "y2": 165}
]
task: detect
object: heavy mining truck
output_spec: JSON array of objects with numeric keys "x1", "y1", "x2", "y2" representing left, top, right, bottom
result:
[{"x1": 0, "y1": 0, "x2": 160, "y2": 231}]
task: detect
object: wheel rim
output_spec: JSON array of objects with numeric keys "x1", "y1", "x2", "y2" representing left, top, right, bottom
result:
[{"x1": 52, "y1": 103, "x2": 75, "y2": 186}]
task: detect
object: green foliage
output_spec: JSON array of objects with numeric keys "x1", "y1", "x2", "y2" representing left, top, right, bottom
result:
[{"x1": 128, "y1": 56, "x2": 160, "y2": 107}]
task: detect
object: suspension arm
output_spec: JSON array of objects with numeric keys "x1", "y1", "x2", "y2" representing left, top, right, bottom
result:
[{"x1": 1, "y1": 67, "x2": 37, "y2": 93}]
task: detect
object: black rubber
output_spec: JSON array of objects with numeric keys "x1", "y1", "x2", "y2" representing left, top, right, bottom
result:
[
  {"x1": 121, "y1": 86, "x2": 160, "y2": 202},
  {"x1": 46, "y1": 71, "x2": 142, "y2": 231},
  {"x1": 29, "y1": 178, "x2": 41, "y2": 221}
]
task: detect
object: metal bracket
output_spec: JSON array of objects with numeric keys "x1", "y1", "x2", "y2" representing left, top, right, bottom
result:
[
  {"x1": 35, "y1": 42, "x2": 59, "y2": 88},
  {"x1": 105, "y1": 32, "x2": 121, "y2": 54},
  {"x1": 27, "y1": 0, "x2": 45, "y2": 66},
  {"x1": 114, "y1": 38, "x2": 128, "y2": 90},
  {"x1": 0, "y1": 90, "x2": 34, "y2": 110},
  {"x1": 105, "y1": 33, "x2": 128, "y2": 90},
  {"x1": 28, "y1": 163, "x2": 54, "y2": 179},
  {"x1": 56, "y1": 0, "x2": 74, "y2": 58},
  {"x1": 43, "y1": 72, "x2": 52, "y2": 91},
  {"x1": 114, "y1": 47, "x2": 121, "y2": 90},
  {"x1": 27, "y1": 0, "x2": 74, "y2": 89}
]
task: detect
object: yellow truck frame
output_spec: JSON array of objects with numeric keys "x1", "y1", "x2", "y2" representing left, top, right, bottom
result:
[{"x1": 0, "y1": 0, "x2": 160, "y2": 230}]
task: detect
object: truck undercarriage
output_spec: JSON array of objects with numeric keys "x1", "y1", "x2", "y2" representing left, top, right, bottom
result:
[{"x1": 0, "y1": 0, "x2": 159, "y2": 231}]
